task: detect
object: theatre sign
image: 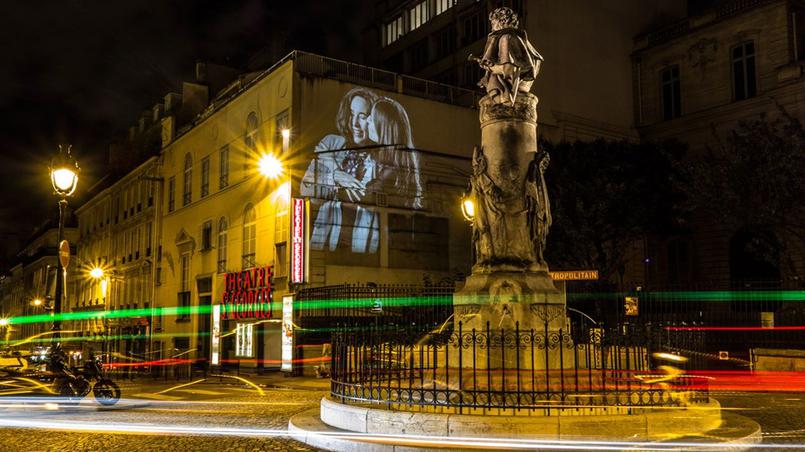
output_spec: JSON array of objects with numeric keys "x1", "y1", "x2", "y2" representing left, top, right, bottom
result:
[{"x1": 222, "y1": 265, "x2": 273, "y2": 319}]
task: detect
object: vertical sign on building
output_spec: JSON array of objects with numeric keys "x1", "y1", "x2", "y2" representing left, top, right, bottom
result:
[
  {"x1": 281, "y1": 295, "x2": 294, "y2": 372},
  {"x1": 290, "y1": 198, "x2": 307, "y2": 284},
  {"x1": 211, "y1": 304, "x2": 221, "y2": 366}
]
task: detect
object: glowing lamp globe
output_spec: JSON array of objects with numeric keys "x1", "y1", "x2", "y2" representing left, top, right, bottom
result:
[
  {"x1": 258, "y1": 153, "x2": 283, "y2": 179},
  {"x1": 89, "y1": 267, "x2": 105, "y2": 279},
  {"x1": 50, "y1": 146, "x2": 80, "y2": 197},
  {"x1": 461, "y1": 197, "x2": 476, "y2": 222}
]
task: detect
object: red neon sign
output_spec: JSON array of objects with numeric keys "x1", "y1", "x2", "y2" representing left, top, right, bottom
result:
[
  {"x1": 221, "y1": 265, "x2": 272, "y2": 319},
  {"x1": 291, "y1": 198, "x2": 306, "y2": 283}
]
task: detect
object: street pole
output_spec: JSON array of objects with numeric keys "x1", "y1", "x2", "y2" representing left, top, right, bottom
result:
[{"x1": 52, "y1": 198, "x2": 67, "y2": 345}]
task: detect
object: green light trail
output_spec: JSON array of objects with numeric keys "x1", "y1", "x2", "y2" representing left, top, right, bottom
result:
[{"x1": 3, "y1": 290, "x2": 804, "y2": 328}]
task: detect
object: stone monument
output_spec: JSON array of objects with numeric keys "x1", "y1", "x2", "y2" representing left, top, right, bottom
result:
[{"x1": 455, "y1": 7, "x2": 564, "y2": 334}]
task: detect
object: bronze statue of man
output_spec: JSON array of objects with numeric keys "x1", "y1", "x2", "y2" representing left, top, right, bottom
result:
[{"x1": 472, "y1": 7, "x2": 543, "y2": 105}]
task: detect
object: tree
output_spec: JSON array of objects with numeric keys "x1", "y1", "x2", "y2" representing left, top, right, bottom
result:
[
  {"x1": 685, "y1": 109, "x2": 805, "y2": 274},
  {"x1": 543, "y1": 138, "x2": 686, "y2": 284}
]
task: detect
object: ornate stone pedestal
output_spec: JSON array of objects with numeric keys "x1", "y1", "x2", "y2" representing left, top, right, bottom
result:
[
  {"x1": 454, "y1": 90, "x2": 568, "y2": 369},
  {"x1": 454, "y1": 271, "x2": 564, "y2": 332}
]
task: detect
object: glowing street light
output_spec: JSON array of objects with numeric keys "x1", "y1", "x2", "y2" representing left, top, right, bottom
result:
[
  {"x1": 32, "y1": 298, "x2": 43, "y2": 307},
  {"x1": 0, "y1": 318, "x2": 9, "y2": 327},
  {"x1": 50, "y1": 145, "x2": 80, "y2": 197},
  {"x1": 89, "y1": 267, "x2": 105, "y2": 279},
  {"x1": 258, "y1": 153, "x2": 283, "y2": 179},
  {"x1": 49, "y1": 145, "x2": 79, "y2": 346},
  {"x1": 461, "y1": 197, "x2": 476, "y2": 222}
]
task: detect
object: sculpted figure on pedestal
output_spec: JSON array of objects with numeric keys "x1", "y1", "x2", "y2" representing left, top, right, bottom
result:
[
  {"x1": 470, "y1": 7, "x2": 543, "y2": 106},
  {"x1": 469, "y1": 145, "x2": 550, "y2": 272}
]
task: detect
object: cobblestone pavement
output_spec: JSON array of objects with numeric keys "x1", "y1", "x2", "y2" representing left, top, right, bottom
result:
[
  {"x1": 0, "y1": 381, "x2": 327, "y2": 451},
  {"x1": 0, "y1": 382, "x2": 802, "y2": 451},
  {"x1": 714, "y1": 391, "x2": 805, "y2": 448}
]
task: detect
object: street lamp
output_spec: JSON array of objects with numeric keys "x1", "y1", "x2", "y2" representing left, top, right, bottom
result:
[
  {"x1": 461, "y1": 196, "x2": 476, "y2": 222},
  {"x1": 49, "y1": 145, "x2": 79, "y2": 346},
  {"x1": 258, "y1": 153, "x2": 283, "y2": 179}
]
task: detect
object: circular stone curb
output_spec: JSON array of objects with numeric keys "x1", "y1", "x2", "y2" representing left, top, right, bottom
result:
[
  {"x1": 318, "y1": 396, "x2": 724, "y2": 442},
  {"x1": 289, "y1": 405, "x2": 763, "y2": 451}
]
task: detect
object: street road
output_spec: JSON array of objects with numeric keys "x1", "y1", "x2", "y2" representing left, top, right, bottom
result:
[
  {"x1": 0, "y1": 380, "x2": 801, "y2": 451},
  {"x1": 0, "y1": 379, "x2": 326, "y2": 451}
]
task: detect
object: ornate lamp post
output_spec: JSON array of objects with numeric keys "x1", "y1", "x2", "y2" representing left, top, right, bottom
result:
[{"x1": 49, "y1": 145, "x2": 79, "y2": 345}]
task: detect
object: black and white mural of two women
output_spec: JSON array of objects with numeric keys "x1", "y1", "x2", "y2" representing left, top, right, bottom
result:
[{"x1": 300, "y1": 87, "x2": 424, "y2": 254}]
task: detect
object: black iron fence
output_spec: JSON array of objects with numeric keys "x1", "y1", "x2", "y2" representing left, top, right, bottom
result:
[
  {"x1": 330, "y1": 321, "x2": 709, "y2": 416},
  {"x1": 296, "y1": 283, "x2": 454, "y2": 340}
]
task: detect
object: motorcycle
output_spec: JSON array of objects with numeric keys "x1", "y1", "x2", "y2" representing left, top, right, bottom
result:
[{"x1": 49, "y1": 346, "x2": 121, "y2": 406}]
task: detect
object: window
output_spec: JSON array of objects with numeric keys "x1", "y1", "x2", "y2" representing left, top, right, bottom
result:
[
  {"x1": 410, "y1": 38, "x2": 430, "y2": 71},
  {"x1": 217, "y1": 217, "x2": 228, "y2": 273},
  {"x1": 732, "y1": 41, "x2": 757, "y2": 101},
  {"x1": 183, "y1": 153, "x2": 193, "y2": 206},
  {"x1": 235, "y1": 323, "x2": 254, "y2": 357},
  {"x1": 219, "y1": 145, "x2": 229, "y2": 189},
  {"x1": 178, "y1": 253, "x2": 191, "y2": 321},
  {"x1": 201, "y1": 220, "x2": 212, "y2": 251},
  {"x1": 245, "y1": 112, "x2": 259, "y2": 150},
  {"x1": 275, "y1": 196, "x2": 289, "y2": 244},
  {"x1": 180, "y1": 253, "x2": 190, "y2": 292},
  {"x1": 275, "y1": 110, "x2": 290, "y2": 153},
  {"x1": 435, "y1": 25, "x2": 456, "y2": 60},
  {"x1": 436, "y1": 0, "x2": 456, "y2": 15},
  {"x1": 661, "y1": 65, "x2": 681, "y2": 120},
  {"x1": 462, "y1": 10, "x2": 485, "y2": 46},
  {"x1": 388, "y1": 214, "x2": 449, "y2": 270},
  {"x1": 200, "y1": 157, "x2": 210, "y2": 198},
  {"x1": 275, "y1": 243, "x2": 287, "y2": 277},
  {"x1": 242, "y1": 205, "x2": 256, "y2": 269},
  {"x1": 409, "y1": 1, "x2": 429, "y2": 31},
  {"x1": 463, "y1": 63, "x2": 483, "y2": 89},
  {"x1": 384, "y1": 15, "x2": 404, "y2": 46},
  {"x1": 145, "y1": 222, "x2": 152, "y2": 256},
  {"x1": 167, "y1": 177, "x2": 175, "y2": 212}
]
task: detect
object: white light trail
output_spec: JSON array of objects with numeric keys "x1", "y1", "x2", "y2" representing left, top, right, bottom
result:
[{"x1": 0, "y1": 416, "x2": 798, "y2": 450}]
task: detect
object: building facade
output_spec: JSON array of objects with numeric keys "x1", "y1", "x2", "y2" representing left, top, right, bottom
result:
[
  {"x1": 365, "y1": 0, "x2": 687, "y2": 141},
  {"x1": 154, "y1": 52, "x2": 479, "y2": 374},
  {"x1": 632, "y1": 0, "x2": 805, "y2": 289},
  {"x1": 0, "y1": 219, "x2": 78, "y2": 345},
  {"x1": 70, "y1": 157, "x2": 161, "y2": 362}
]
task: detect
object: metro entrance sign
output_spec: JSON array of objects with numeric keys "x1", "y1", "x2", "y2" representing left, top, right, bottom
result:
[{"x1": 549, "y1": 270, "x2": 598, "y2": 281}]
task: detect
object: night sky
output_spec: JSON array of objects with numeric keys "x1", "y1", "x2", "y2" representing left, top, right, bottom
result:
[{"x1": 0, "y1": 1, "x2": 365, "y2": 250}]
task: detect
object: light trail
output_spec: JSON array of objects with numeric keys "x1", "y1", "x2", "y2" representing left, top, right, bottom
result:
[
  {"x1": 665, "y1": 325, "x2": 805, "y2": 331},
  {"x1": 0, "y1": 417, "x2": 798, "y2": 450}
]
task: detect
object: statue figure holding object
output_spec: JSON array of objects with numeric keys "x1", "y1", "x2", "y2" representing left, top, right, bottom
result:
[{"x1": 469, "y1": 7, "x2": 543, "y2": 106}]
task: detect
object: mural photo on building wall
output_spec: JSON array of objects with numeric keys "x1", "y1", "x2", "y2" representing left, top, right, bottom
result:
[{"x1": 300, "y1": 87, "x2": 425, "y2": 259}]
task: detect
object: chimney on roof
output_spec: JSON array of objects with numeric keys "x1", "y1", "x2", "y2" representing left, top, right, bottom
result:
[
  {"x1": 152, "y1": 103, "x2": 164, "y2": 123},
  {"x1": 164, "y1": 92, "x2": 182, "y2": 114}
]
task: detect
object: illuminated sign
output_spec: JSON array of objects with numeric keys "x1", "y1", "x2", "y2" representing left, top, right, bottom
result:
[
  {"x1": 281, "y1": 295, "x2": 294, "y2": 372},
  {"x1": 222, "y1": 266, "x2": 272, "y2": 319},
  {"x1": 211, "y1": 304, "x2": 221, "y2": 365},
  {"x1": 549, "y1": 270, "x2": 599, "y2": 281},
  {"x1": 290, "y1": 198, "x2": 307, "y2": 284},
  {"x1": 235, "y1": 323, "x2": 254, "y2": 357},
  {"x1": 625, "y1": 296, "x2": 639, "y2": 316}
]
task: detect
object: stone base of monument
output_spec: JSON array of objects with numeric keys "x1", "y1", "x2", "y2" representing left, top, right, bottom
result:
[
  {"x1": 289, "y1": 397, "x2": 762, "y2": 451},
  {"x1": 453, "y1": 271, "x2": 566, "y2": 332}
]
